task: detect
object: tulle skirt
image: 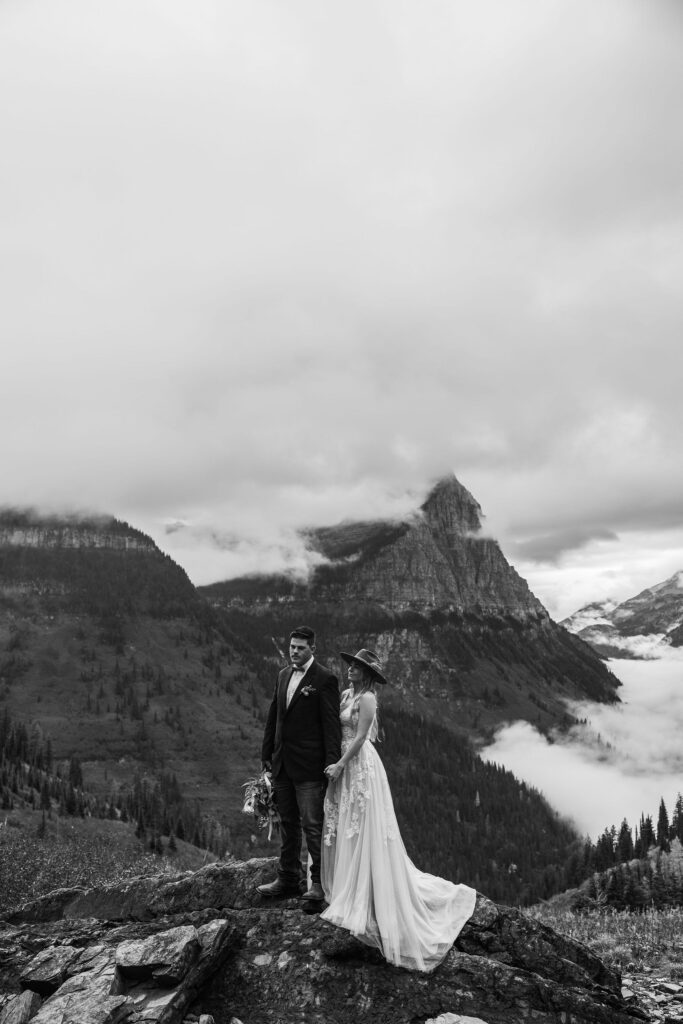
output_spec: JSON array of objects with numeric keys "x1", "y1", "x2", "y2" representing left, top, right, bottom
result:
[{"x1": 320, "y1": 741, "x2": 477, "y2": 973}]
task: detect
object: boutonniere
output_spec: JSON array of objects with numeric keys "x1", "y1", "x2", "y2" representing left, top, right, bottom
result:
[{"x1": 301, "y1": 684, "x2": 315, "y2": 697}]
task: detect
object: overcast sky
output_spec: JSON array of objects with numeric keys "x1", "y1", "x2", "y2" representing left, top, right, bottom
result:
[{"x1": 2, "y1": 0, "x2": 682, "y2": 620}]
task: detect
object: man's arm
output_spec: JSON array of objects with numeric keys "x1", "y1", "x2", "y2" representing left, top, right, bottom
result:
[
  {"x1": 261, "y1": 675, "x2": 280, "y2": 767},
  {"x1": 319, "y1": 671, "x2": 341, "y2": 769}
]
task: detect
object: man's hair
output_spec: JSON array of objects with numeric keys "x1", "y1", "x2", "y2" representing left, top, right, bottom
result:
[{"x1": 290, "y1": 625, "x2": 315, "y2": 645}]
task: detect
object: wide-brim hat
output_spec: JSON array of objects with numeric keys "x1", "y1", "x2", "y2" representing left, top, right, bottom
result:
[{"x1": 339, "y1": 648, "x2": 388, "y2": 685}]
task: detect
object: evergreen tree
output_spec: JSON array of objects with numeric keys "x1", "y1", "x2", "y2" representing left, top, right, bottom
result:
[
  {"x1": 657, "y1": 799, "x2": 671, "y2": 853},
  {"x1": 616, "y1": 819, "x2": 634, "y2": 863},
  {"x1": 36, "y1": 810, "x2": 47, "y2": 839},
  {"x1": 640, "y1": 814, "x2": 656, "y2": 853},
  {"x1": 671, "y1": 793, "x2": 683, "y2": 843},
  {"x1": 68, "y1": 755, "x2": 83, "y2": 789},
  {"x1": 40, "y1": 778, "x2": 51, "y2": 813},
  {"x1": 652, "y1": 853, "x2": 667, "y2": 907}
]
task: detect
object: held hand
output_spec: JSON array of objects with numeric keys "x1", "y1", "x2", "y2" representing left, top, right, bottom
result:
[{"x1": 325, "y1": 761, "x2": 344, "y2": 782}]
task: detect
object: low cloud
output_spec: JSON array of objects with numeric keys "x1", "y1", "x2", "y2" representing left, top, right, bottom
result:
[
  {"x1": 481, "y1": 653, "x2": 683, "y2": 839},
  {"x1": 509, "y1": 527, "x2": 619, "y2": 565},
  {"x1": 162, "y1": 520, "x2": 331, "y2": 584}
]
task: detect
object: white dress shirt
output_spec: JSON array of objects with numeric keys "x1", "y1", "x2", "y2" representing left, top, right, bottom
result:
[{"x1": 286, "y1": 656, "x2": 313, "y2": 707}]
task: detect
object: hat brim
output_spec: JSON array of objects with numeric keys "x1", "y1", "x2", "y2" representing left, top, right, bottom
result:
[{"x1": 339, "y1": 651, "x2": 388, "y2": 685}]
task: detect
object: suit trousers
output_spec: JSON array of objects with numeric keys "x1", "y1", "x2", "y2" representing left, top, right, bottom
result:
[{"x1": 273, "y1": 772, "x2": 325, "y2": 887}]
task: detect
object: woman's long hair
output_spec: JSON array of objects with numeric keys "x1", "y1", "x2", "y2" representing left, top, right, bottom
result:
[{"x1": 355, "y1": 666, "x2": 381, "y2": 742}]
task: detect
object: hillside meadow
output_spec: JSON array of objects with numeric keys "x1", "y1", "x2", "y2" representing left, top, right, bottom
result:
[
  {"x1": 0, "y1": 809, "x2": 217, "y2": 914},
  {"x1": 529, "y1": 902, "x2": 683, "y2": 977}
]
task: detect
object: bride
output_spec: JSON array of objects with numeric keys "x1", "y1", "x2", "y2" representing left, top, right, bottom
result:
[{"x1": 321, "y1": 648, "x2": 477, "y2": 973}]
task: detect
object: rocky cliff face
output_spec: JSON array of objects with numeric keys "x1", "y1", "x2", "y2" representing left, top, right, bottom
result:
[
  {"x1": 203, "y1": 475, "x2": 621, "y2": 741},
  {"x1": 563, "y1": 571, "x2": 683, "y2": 659},
  {"x1": 0, "y1": 510, "x2": 156, "y2": 552},
  {"x1": 0, "y1": 858, "x2": 647, "y2": 1024},
  {"x1": 0, "y1": 508, "x2": 199, "y2": 616},
  {"x1": 307, "y1": 477, "x2": 545, "y2": 617}
]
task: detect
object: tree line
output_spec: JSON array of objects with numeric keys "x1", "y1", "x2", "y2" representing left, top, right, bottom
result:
[
  {"x1": 0, "y1": 707, "x2": 228, "y2": 857},
  {"x1": 566, "y1": 795, "x2": 683, "y2": 911}
]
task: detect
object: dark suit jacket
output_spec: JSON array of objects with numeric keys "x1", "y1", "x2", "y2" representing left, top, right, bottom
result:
[{"x1": 261, "y1": 660, "x2": 341, "y2": 783}]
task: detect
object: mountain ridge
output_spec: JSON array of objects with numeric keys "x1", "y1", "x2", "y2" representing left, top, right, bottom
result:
[{"x1": 562, "y1": 570, "x2": 683, "y2": 658}]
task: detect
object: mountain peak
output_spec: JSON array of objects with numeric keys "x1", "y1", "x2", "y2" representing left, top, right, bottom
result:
[
  {"x1": 420, "y1": 474, "x2": 483, "y2": 534},
  {"x1": 563, "y1": 569, "x2": 683, "y2": 658}
]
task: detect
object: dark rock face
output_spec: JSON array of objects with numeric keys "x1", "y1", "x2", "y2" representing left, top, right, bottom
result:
[
  {"x1": 310, "y1": 477, "x2": 544, "y2": 615},
  {"x1": 0, "y1": 859, "x2": 648, "y2": 1024},
  {"x1": 203, "y1": 475, "x2": 621, "y2": 739}
]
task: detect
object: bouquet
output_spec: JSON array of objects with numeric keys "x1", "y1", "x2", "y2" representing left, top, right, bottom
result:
[{"x1": 242, "y1": 770, "x2": 280, "y2": 841}]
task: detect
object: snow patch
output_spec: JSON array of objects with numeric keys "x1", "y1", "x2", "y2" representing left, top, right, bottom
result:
[{"x1": 562, "y1": 600, "x2": 618, "y2": 633}]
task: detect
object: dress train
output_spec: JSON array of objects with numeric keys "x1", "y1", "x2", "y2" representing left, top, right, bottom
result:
[{"x1": 321, "y1": 692, "x2": 476, "y2": 973}]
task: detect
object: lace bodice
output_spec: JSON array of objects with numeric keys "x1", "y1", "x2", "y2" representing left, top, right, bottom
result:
[
  {"x1": 339, "y1": 689, "x2": 378, "y2": 748},
  {"x1": 324, "y1": 689, "x2": 392, "y2": 847}
]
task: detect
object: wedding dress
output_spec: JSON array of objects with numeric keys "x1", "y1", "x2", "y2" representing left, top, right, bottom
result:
[{"x1": 321, "y1": 690, "x2": 477, "y2": 972}]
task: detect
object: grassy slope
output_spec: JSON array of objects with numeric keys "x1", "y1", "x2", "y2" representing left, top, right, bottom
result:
[
  {"x1": 526, "y1": 902, "x2": 683, "y2": 1021},
  {"x1": 528, "y1": 903, "x2": 683, "y2": 976},
  {"x1": 0, "y1": 808, "x2": 218, "y2": 914},
  {"x1": 0, "y1": 608, "x2": 277, "y2": 858}
]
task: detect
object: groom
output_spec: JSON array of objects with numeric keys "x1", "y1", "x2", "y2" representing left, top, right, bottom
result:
[{"x1": 258, "y1": 625, "x2": 341, "y2": 901}]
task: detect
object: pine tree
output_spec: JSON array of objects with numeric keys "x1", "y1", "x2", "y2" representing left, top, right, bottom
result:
[
  {"x1": 68, "y1": 756, "x2": 83, "y2": 789},
  {"x1": 652, "y1": 853, "x2": 668, "y2": 907},
  {"x1": 616, "y1": 819, "x2": 634, "y2": 863},
  {"x1": 671, "y1": 793, "x2": 683, "y2": 843},
  {"x1": 657, "y1": 799, "x2": 671, "y2": 853},
  {"x1": 40, "y1": 778, "x2": 51, "y2": 813},
  {"x1": 640, "y1": 814, "x2": 656, "y2": 853}
]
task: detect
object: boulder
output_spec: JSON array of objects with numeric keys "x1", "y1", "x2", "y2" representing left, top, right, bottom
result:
[
  {"x1": 116, "y1": 925, "x2": 200, "y2": 985},
  {"x1": 0, "y1": 858, "x2": 650, "y2": 1024},
  {"x1": 30, "y1": 990, "x2": 133, "y2": 1024},
  {"x1": 19, "y1": 945, "x2": 83, "y2": 995},
  {"x1": 0, "y1": 990, "x2": 42, "y2": 1024}
]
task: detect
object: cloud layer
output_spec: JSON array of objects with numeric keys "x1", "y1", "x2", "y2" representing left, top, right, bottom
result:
[
  {"x1": 1, "y1": 0, "x2": 682, "y2": 616},
  {"x1": 481, "y1": 653, "x2": 683, "y2": 839}
]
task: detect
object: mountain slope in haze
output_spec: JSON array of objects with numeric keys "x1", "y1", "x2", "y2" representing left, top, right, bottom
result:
[
  {"x1": 562, "y1": 571, "x2": 683, "y2": 659},
  {"x1": 201, "y1": 475, "x2": 621, "y2": 744}
]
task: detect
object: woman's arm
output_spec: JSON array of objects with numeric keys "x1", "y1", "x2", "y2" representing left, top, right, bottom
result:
[{"x1": 325, "y1": 692, "x2": 376, "y2": 781}]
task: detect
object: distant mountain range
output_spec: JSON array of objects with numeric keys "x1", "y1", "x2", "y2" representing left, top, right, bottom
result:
[{"x1": 562, "y1": 571, "x2": 683, "y2": 659}]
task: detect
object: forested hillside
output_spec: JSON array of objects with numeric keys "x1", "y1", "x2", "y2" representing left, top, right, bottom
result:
[
  {"x1": 564, "y1": 795, "x2": 683, "y2": 910},
  {"x1": 380, "y1": 704, "x2": 579, "y2": 904}
]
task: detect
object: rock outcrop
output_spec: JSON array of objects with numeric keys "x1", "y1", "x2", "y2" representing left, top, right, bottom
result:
[{"x1": 0, "y1": 858, "x2": 649, "y2": 1024}]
